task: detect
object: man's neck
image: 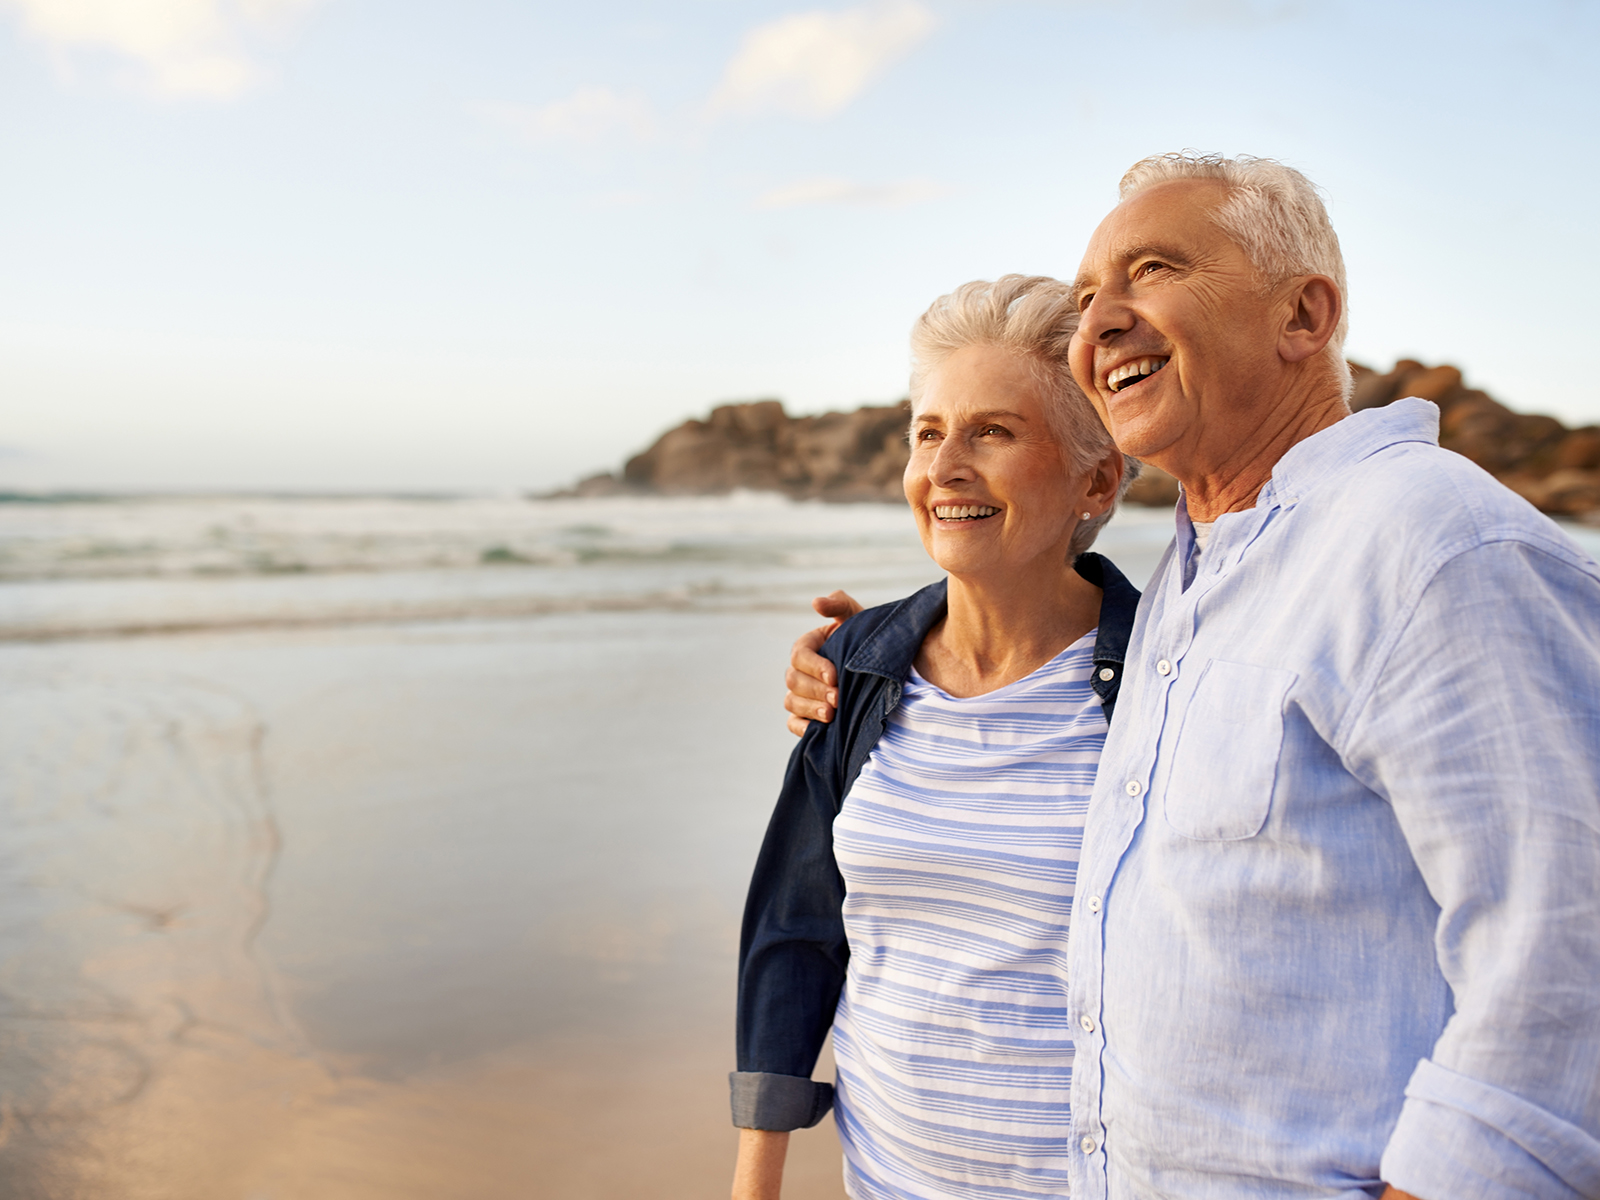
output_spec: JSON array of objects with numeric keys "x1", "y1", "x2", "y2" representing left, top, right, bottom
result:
[{"x1": 1165, "y1": 385, "x2": 1350, "y2": 523}]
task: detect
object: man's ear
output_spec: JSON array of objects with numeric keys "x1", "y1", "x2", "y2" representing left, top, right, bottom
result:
[{"x1": 1278, "y1": 275, "x2": 1341, "y2": 364}]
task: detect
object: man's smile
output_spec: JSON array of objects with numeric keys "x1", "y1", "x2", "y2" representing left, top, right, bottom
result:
[{"x1": 1106, "y1": 356, "x2": 1170, "y2": 393}]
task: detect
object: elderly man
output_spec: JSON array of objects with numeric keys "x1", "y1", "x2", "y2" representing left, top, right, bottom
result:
[{"x1": 783, "y1": 153, "x2": 1600, "y2": 1199}]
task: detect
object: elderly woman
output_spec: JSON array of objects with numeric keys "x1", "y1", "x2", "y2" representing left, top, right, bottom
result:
[{"x1": 730, "y1": 275, "x2": 1140, "y2": 1200}]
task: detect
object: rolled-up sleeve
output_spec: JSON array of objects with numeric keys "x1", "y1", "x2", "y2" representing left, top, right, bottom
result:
[
  {"x1": 729, "y1": 1070, "x2": 835, "y2": 1131},
  {"x1": 1342, "y1": 538, "x2": 1600, "y2": 1197},
  {"x1": 1383, "y1": 1060, "x2": 1600, "y2": 1199}
]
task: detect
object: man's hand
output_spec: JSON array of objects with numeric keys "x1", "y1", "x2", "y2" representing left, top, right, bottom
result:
[
  {"x1": 784, "y1": 591, "x2": 863, "y2": 736},
  {"x1": 1380, "y1": 1189, "x2": 1421, "y2": 1200}
]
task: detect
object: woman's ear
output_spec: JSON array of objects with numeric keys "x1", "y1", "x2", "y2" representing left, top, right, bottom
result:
[
  {"x1": 1279, "y1": 275, "x2": 1341, "y2": 364},
  {"x1": 1084, "y1": 445, "x2": 1124, "y2": 512}
]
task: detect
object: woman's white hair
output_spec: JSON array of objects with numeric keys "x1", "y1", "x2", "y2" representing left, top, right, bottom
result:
[
  {"x1": 909, "y1": 274, "x2": 1136, "y2": 557},
  {"x1": 1120, "y1": 152, "x2": 1350, "y2": 393}
]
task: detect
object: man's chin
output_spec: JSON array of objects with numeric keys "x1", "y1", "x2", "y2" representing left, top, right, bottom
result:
[{"x1": 1104, "y1": 412, "x2": 1184, "y2": 468}]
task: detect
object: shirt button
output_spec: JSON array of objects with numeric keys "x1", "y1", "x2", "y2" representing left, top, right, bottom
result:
[
  {"x1": 1080, "y1": 1136, "x2": 1098, "y2": 1154},
  {"x1": 1098, "y1": 667, "x2": 1115, "y2": 682},
  {"x1": 1125, "y1": 780, "x2": 1142, "y2": 796},
  {"x1": 1156, "y1": 659, "x2": 1172, "y2": 676},
  {"x1": 1087, "y1": 895, "x2": 1101, "y2": 914},
  {"x1": 1080, "y1": 1014, "x2": 1096, "y2": 1033}
]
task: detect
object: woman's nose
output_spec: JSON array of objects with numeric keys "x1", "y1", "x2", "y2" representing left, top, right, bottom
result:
[{"x1": 929, "y1": 437, "x2": 972, "y2": 486}]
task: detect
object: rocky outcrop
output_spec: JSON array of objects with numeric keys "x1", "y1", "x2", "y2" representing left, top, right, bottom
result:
[
  {"x1": 564, "y1": 399, "x2": 911, "y2": 503},
  {"x1": 561, "y1": 366, "x2": 1599, "y2": 521},
  {"x1": 1350, "y1": 360, "x2": 1600, "y2": 518}
]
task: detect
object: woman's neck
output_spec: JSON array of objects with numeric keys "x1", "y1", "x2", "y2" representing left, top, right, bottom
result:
[{"x1": 917, "y1": 558, "x2": 1102, "y2": 698}]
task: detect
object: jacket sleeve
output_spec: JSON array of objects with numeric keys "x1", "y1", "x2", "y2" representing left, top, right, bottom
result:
[
  {"x1": 730, "y1": 712, "x2": 850, "y2": 1131},
  {"x1": 1341, "y1": 539, "x2": 1600, "y2": 1198}
]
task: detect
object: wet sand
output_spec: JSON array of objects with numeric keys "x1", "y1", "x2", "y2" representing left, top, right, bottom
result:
[
  {"x1": 0, "y1": 611, "x2": 854, "y2": 1198},
  {"x1": 4, "y1": 1025, "x2": 845, "y2": 1199}
]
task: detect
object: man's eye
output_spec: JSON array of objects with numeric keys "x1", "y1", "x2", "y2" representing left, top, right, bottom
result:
[
  {"x1": 1078, "y1": 293, "x2": 1094, "y2": 310},
  {"x1": 1138, "y1": 261, "x2": 1167, "y2": 277}
]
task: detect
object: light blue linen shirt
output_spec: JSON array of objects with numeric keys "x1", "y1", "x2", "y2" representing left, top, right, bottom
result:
[{"x1": 1067, "y1": 398, "x2": 1600, "y2": 1199}]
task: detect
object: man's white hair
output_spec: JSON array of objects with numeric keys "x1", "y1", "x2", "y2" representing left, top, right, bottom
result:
[
  {"x1": 909, "y1": 274, "x2": 1136, "y2": 557},
  {"x1": 1120, "y1": 152, "x2": 1350, "y2": 392}
]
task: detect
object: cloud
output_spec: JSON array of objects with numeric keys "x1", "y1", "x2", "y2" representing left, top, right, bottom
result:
[
  {"x1": 481, "y1": 87, "x2": 655, "y2": 145},
  {"x1": 755, "y1": 175, "x2": 951, "y2": 210},
  {"x1": 711, "y1": 0, "x2": 937, "y2": 120},
  {"x1": 2, "y1": 0, "x2": 318, "y2": 99},
  {"x1": 1179, "y1": 0, "x2": 1301, "y2": 25}
]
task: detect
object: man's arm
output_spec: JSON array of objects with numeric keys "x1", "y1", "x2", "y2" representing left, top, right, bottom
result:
[
  {"x1": 1343, "y1": 539, "x2": 1600, "y2": 1200},
  {"x1": 783, "y1": 591, "x2": 861, "y2": 736}
]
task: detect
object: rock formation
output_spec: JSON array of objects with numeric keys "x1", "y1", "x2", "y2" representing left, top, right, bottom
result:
[
  {"x1": 561, "y1": 365, "x2": 1600, "y2": 521},
  {"x1": 1351, "y1": 360, "x2": 1600, "y2": 518},
  {"x1": 563, "y1": 398, "x2": 911, "y2": 503}
]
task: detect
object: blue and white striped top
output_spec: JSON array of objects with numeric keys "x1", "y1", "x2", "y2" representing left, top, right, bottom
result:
[{"x1": 831, "y1": 631, "x2": 1105, "y2": 1200}]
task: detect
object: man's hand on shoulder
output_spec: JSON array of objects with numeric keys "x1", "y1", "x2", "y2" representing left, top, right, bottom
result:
[{"x1": 784, "y1": 591, "x2": 862, "y2": 737}]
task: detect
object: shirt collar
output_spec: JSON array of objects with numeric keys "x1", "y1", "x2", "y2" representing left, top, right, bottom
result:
[
  {"x1": 1259, "y1": 397, "x2": 1440, "y2": 512},
  {"x1": 1171, "y1": 399, "x2": 1439, "y2": 583},
  {"x1": 844, "y1": 579, "x2": 948, "y2": 681},
  {"x1": 1175, "y1": 493, "x2": 1203, "y2": 584},
  {"x1": 1072, "y1": 552, "x2": 1140, "y2": 672}
]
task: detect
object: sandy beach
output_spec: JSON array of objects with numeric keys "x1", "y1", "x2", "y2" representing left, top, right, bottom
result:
[
  {"x1": 0, "y1": 599, "x2": 856, "y2": 1197},
  {"x1": 2, "y1": 491, "x2": 1484, "y2": 1197}
]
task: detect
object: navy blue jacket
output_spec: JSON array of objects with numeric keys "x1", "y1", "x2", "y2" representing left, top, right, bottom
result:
[{"x1": 730, "y1": 553, "x2": 1142, "y2": 1131}]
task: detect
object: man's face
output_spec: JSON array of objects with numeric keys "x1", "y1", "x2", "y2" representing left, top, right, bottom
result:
[{"x1": 1069, "y1": 179, "x2": 1284, "y2": 467}]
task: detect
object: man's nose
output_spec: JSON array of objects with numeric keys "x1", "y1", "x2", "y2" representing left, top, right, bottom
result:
[{"x1": 1078, "y1": 290, "x2": 1132, "y2": 344}]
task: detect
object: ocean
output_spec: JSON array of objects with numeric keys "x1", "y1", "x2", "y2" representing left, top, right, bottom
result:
[{"x1": 1, "y1": 492, "x2": 1572, "y2": 1198}]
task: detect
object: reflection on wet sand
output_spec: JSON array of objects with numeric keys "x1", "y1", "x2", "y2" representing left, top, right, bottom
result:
[
  {"x1": 9, "y1": 1025, "x2": 841, "y2": 1199},
  {"x1": 0, "y1": 611, "x2": 851, "y2": 1198},
  {"x1": 0, "y1": 675, "x2": 294, "y2": 1195}
]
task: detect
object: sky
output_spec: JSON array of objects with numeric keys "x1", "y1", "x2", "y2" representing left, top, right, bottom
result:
[{"x1": 0, "y1": 0, "x2": 1596, "y2": 492}]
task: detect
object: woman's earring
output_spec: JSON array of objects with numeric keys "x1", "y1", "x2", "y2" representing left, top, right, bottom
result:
[{"x1": 1081, "y1": 511, "x2": 1092, "y2": 520}]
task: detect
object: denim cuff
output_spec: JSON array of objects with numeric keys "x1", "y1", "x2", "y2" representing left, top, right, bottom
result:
[
  {"x1": 729, "y1": 1071, "x2": 834, "y2": 1131},
  {"x1": 1380, "y1": 1058, "x2": 1600, "y2": 1199}
]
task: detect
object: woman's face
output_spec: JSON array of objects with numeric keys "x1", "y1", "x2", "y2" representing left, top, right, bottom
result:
[{"x1": 905, "y1": 343, "x2": 1095, "y2": 582}]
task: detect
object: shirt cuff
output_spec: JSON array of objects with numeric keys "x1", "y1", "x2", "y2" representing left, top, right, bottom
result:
[
  {"x1": 729, "y1": 1071, "x2": 834, "y2": 1131},
  {"x1": 1380, "y1": 1058, "x2": 1600, "y2": 1199}
]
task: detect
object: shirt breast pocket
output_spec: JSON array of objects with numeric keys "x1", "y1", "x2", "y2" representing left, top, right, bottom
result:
[{"x1": 1163, "y1": 659, "x2": 1297, "y2": 842}]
